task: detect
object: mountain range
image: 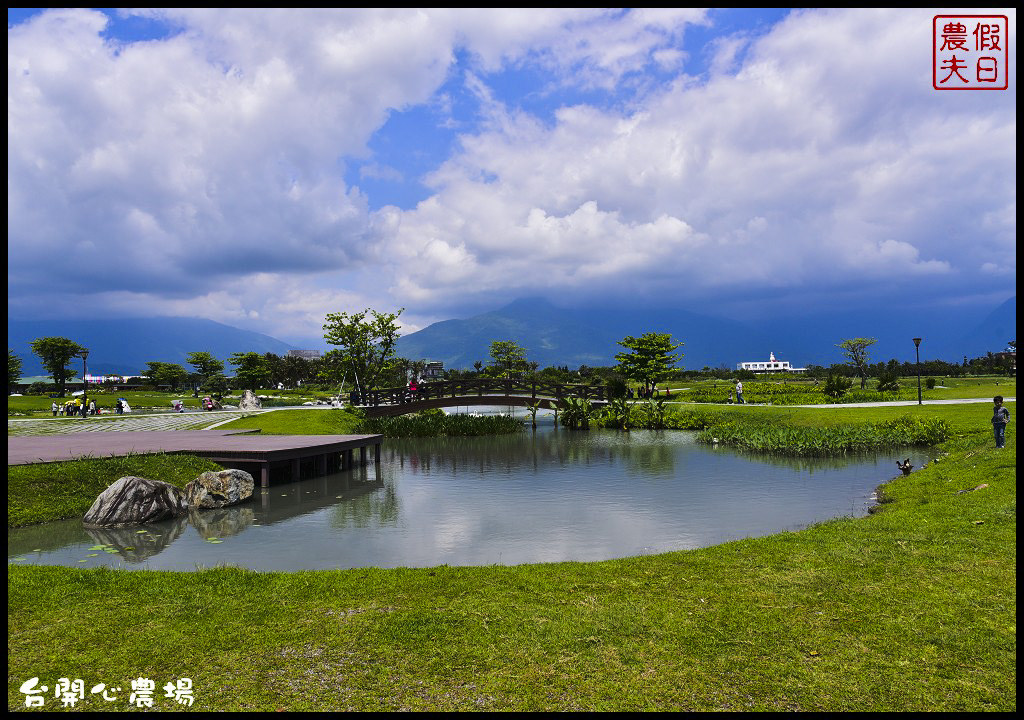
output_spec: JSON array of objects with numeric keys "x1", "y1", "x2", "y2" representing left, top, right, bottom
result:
[
  {"x1": 395, "y1": 296, "x2": 1016, "y2": 370},
  {"x1": 8, "y1": 296, "x2": 1015, "y2": 377},
  {"x1": 8, "y1": 317, "x2": 297, "y2": 377}
]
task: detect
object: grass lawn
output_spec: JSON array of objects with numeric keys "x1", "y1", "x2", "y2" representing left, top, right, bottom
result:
[
  {"x1": 216, "y1": 407, "x2": 365, "y2": 435},
  {"x1": 7, "y1": 403, "x2": 1015, "y2": 711}
]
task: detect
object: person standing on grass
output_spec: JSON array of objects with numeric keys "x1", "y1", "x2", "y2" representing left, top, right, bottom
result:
[
  {"x1": 736, "y1": 380, "x2": 745, "y2": 404},
  {"x1": 51, "y1": 401, "x2": 57, "y2": 417},
  {"x1": 992, "y1": 396, "x2": 1010, "y2": 449}
]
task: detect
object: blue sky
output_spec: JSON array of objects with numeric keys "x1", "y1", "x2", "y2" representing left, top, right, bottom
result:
[{"x1": 7, "y1": 9, "x2": 1016, "y2": 344}]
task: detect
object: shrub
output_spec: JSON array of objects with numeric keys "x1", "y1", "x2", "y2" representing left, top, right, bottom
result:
[
  {"x1": 823, "y1": 374, "x2": 853, "y2": 399},
  {"x1": 26, "y1": 382, "x2": 52, "y2": 395},
  {"x1": 926, "y1": 377, "x2": 937, "y2": 390},
  {"x1": 876, "y1": 370, "x2": 901, "y2": 393}
]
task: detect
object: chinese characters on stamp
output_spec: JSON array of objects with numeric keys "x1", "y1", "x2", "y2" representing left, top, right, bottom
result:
[
  {"x1": 18, "y1": 677, "x2": 195, "y2": 708},
  {"x1": 934, "y1": 15, "x2": 1009, "y2": 90}
]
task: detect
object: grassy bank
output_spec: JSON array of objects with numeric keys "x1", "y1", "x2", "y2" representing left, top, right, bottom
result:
[
  {"x1": 216, "y1": 407, "x2": 365, "y2": 435},
  {"x1": 8, "y1": 454, "x2": 223, "y2": 528},
  {"x1": 8, "y1": 403, "x2": 1015, "y2": 710},
  {"x1": 217, "y1": 407, "x2": 524, "y2": 438}
]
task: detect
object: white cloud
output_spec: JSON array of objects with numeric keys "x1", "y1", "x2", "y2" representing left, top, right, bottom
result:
[
  {"x1": 7, "y1": 8, "x2": 1015, "y2": 343},
  {"x1": 382, "y1": 8, "x2": 1015, "y2": 313}
]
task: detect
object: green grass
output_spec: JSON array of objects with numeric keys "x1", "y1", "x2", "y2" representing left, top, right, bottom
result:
[
  {"x1": 217, "y1": 407, "x2": 525, "y2": 438},
  {"x1": 8, "y1": 390, "x2": 209, "y2": 417},
  {"x1": 8, "y1": 453, "x2": 223, "y2": 528},
  {"x1": 216, "y1": 407, "x2": 365, "y2": 435},
  {"x1": 7, "y1": 403, "x2": 1016, "y2": 710}
]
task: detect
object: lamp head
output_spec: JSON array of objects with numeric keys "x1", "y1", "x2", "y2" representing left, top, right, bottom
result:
[{"x1": 912, "y1": 338, "x2": 922, "y2": 348}]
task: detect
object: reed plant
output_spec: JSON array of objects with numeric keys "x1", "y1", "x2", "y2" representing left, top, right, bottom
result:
[
  {"x1": 695, "y1": 414, "x2": 950, "y2": 456},
  {"x1": 359, "y1": 411, "x2": 523, "y2": 438}
]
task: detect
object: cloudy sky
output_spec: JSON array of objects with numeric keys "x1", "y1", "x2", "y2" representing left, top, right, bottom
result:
[{"x1": 7, "y1": 8, "x2": 1016, "y2": 344}]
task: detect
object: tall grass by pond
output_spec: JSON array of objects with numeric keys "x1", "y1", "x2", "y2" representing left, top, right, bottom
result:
[
  {"x1": 359, "y1": 411, "x2": 524, "y2": 437},
  {"x1": 595, "y1": 405, "x2": 950, "y2": 456},
  {"x1": 696, "y1": 415, "x2": 950, "y2": 456},
  {"x1": 678, "y1": 381, "x2": 920, "y2": 405}
]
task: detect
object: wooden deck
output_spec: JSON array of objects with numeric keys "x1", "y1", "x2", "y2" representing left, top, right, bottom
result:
[{"x1": 7, "y1": 430, "x2": 383, "y2": 487}]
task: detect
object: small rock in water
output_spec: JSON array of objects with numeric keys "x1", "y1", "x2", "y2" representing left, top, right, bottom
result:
[{"x1": 183, "y1": 469, "x2": 255, "y2": 509}]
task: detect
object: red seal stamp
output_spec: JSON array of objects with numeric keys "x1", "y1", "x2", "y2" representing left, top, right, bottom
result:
[{"x1": 933, "y1": 15, "x2": 1009, "y2": 90}]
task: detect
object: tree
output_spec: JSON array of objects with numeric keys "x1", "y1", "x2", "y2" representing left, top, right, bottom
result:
[
  {"x1": 487, "y1": 340, "x2": 530, "y2": 378},
  {"x1": 30, "y1": 337, "x2": 86, "y2": 397},
  {"x1": 186, "y1": 352, "x2": 225, "y2": 390},
  {"x1": 9, "y1": 349, "x2": 23, "y2": 392},
  {"x1": 836, "y1": 338, "x2": 878, "y2": 389},
  {"x1": 229, "y1": 352, "x2": 271, "y2": 391},
  {"x1": 144, "y1": 361, "x2": 189, "y2": 391},
  {"x1": 614, "y1": 332, "x2": 683, "y2": 394},
  {"x1": 322, "y1": 308, "x2": 404, "y2": 393}
]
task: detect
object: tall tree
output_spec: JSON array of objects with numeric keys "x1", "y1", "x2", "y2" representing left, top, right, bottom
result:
[
  {"x1": 30, "y1": 337, "x2": 86, "y2": 397},
  {"x1": 229, "y1": 352, "x2": 271, "y2": 391},
  {"x1": 836, "y1": 337, "x2": 878, "y2": 389},
  {"x1": 144, "y1": 361, "x2": 189, "y2": 391},
  {"x1": 186, "y1": 351, "x2": 225, "y2": 390},
  {"x1": 614, "y1": 332, "x2": 683, "y2": 394},
  {"x1": 487, "y1": 340, "x2": 530, "y2": 378},
  {"x1": 9, "y1": 349, "x2": 23, "y2": 392},
  {"x1": 322, "y1": 308, "x2": 404, "y2": 393}
]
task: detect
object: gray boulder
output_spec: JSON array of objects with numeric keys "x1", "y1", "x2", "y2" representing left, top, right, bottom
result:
[
  {"x1": 83, "y1": 476, "x2": 188, "y2": 527},
  {"x1": 238, "y1": 390, "x2": 262, "y2": 410},
  {"x1": 183, "y1": 469, "x2": 255, "y2": 509}
]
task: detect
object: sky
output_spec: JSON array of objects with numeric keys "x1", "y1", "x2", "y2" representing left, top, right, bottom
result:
[{"x1": 7, "y1": 8, "x2": 1017, "y2": 346}]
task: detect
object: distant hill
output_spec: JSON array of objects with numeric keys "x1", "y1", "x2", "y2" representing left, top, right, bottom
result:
[
  {"x1": 396, "y1": 297, "x2": 777, "y2": 370},
  {"x1": 395, "y1": 296, "x2": 1016, "y2": 370},
  {"x1": 8, "y1": 317, "x2": 298, "y2": 376}
]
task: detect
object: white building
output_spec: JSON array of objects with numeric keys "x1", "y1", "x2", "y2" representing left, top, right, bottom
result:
[
  {"x1": 737, "y1": 352, "x2": 806, "y2": 373},
  {"x1": 422, "y1": 361, "x2": 444, "y2": 379}
]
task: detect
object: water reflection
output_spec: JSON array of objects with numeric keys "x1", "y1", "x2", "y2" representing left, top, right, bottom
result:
[
  {"x1": 8, "y1": 428, "x2": 932, "y2": 571},
  {"x1": 83, "y1": 516, "x2": 189, "y2": 562}
]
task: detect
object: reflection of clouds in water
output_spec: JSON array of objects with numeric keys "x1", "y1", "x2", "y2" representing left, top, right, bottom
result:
[{"x1": 9, "y1": 428, "x2": 932, "y2": 570}]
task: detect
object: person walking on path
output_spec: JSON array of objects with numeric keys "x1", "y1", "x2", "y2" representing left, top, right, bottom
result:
[
  {"x1": 51, "y1": 401, "x2": 58, "y2": 417},
  {"x1": 736, "y1": 381, "x2": 745, "y2": 404},
  {"x1": 992, "y1": 396, "x2": 1010, "y2": 449}
]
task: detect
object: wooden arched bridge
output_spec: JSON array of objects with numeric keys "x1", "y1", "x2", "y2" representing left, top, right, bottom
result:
[{"x1": 355, "y1": 378, "x2": 608, "y2": 418}]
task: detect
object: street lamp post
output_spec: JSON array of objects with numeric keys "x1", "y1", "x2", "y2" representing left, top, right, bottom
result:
[
  {"x1": 78, "y1": 349, "x2": 90, "y2": 417},
  {"x1": 912, "y1": 338, "x2": 922, "y2": 405}
]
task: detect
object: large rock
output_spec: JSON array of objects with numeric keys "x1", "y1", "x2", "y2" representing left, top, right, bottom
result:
[
  {"x1": 183, "y1": 469, "x2": 255, "y2": 509},
  {"x1": 83, "y1": 476, "x2": 188, "y2": 527},
  {"x1": 238, "y1": 390, "x2": 262, "y2": 410}
]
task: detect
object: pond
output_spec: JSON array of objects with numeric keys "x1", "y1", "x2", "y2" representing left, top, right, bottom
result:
[{"x1": 7, "y1": 426, "x2": 930, "y2": 571}]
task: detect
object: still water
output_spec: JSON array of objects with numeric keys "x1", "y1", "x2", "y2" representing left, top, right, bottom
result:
[{"x1": 8, "y1": 426, "x2": 929, "y2": 571}]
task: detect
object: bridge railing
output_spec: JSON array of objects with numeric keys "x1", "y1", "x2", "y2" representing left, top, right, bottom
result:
[{"x1": 354, "y1": 378, "x2": 607, "y2": 407}]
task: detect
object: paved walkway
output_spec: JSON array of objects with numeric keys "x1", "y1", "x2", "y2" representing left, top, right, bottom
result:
[
  {"x1": 7, "y1": 410, "x2": 266, "y2": 436},
  {"x1": 791, "y1": 397, "x2": 1015, "y2": 408}
]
